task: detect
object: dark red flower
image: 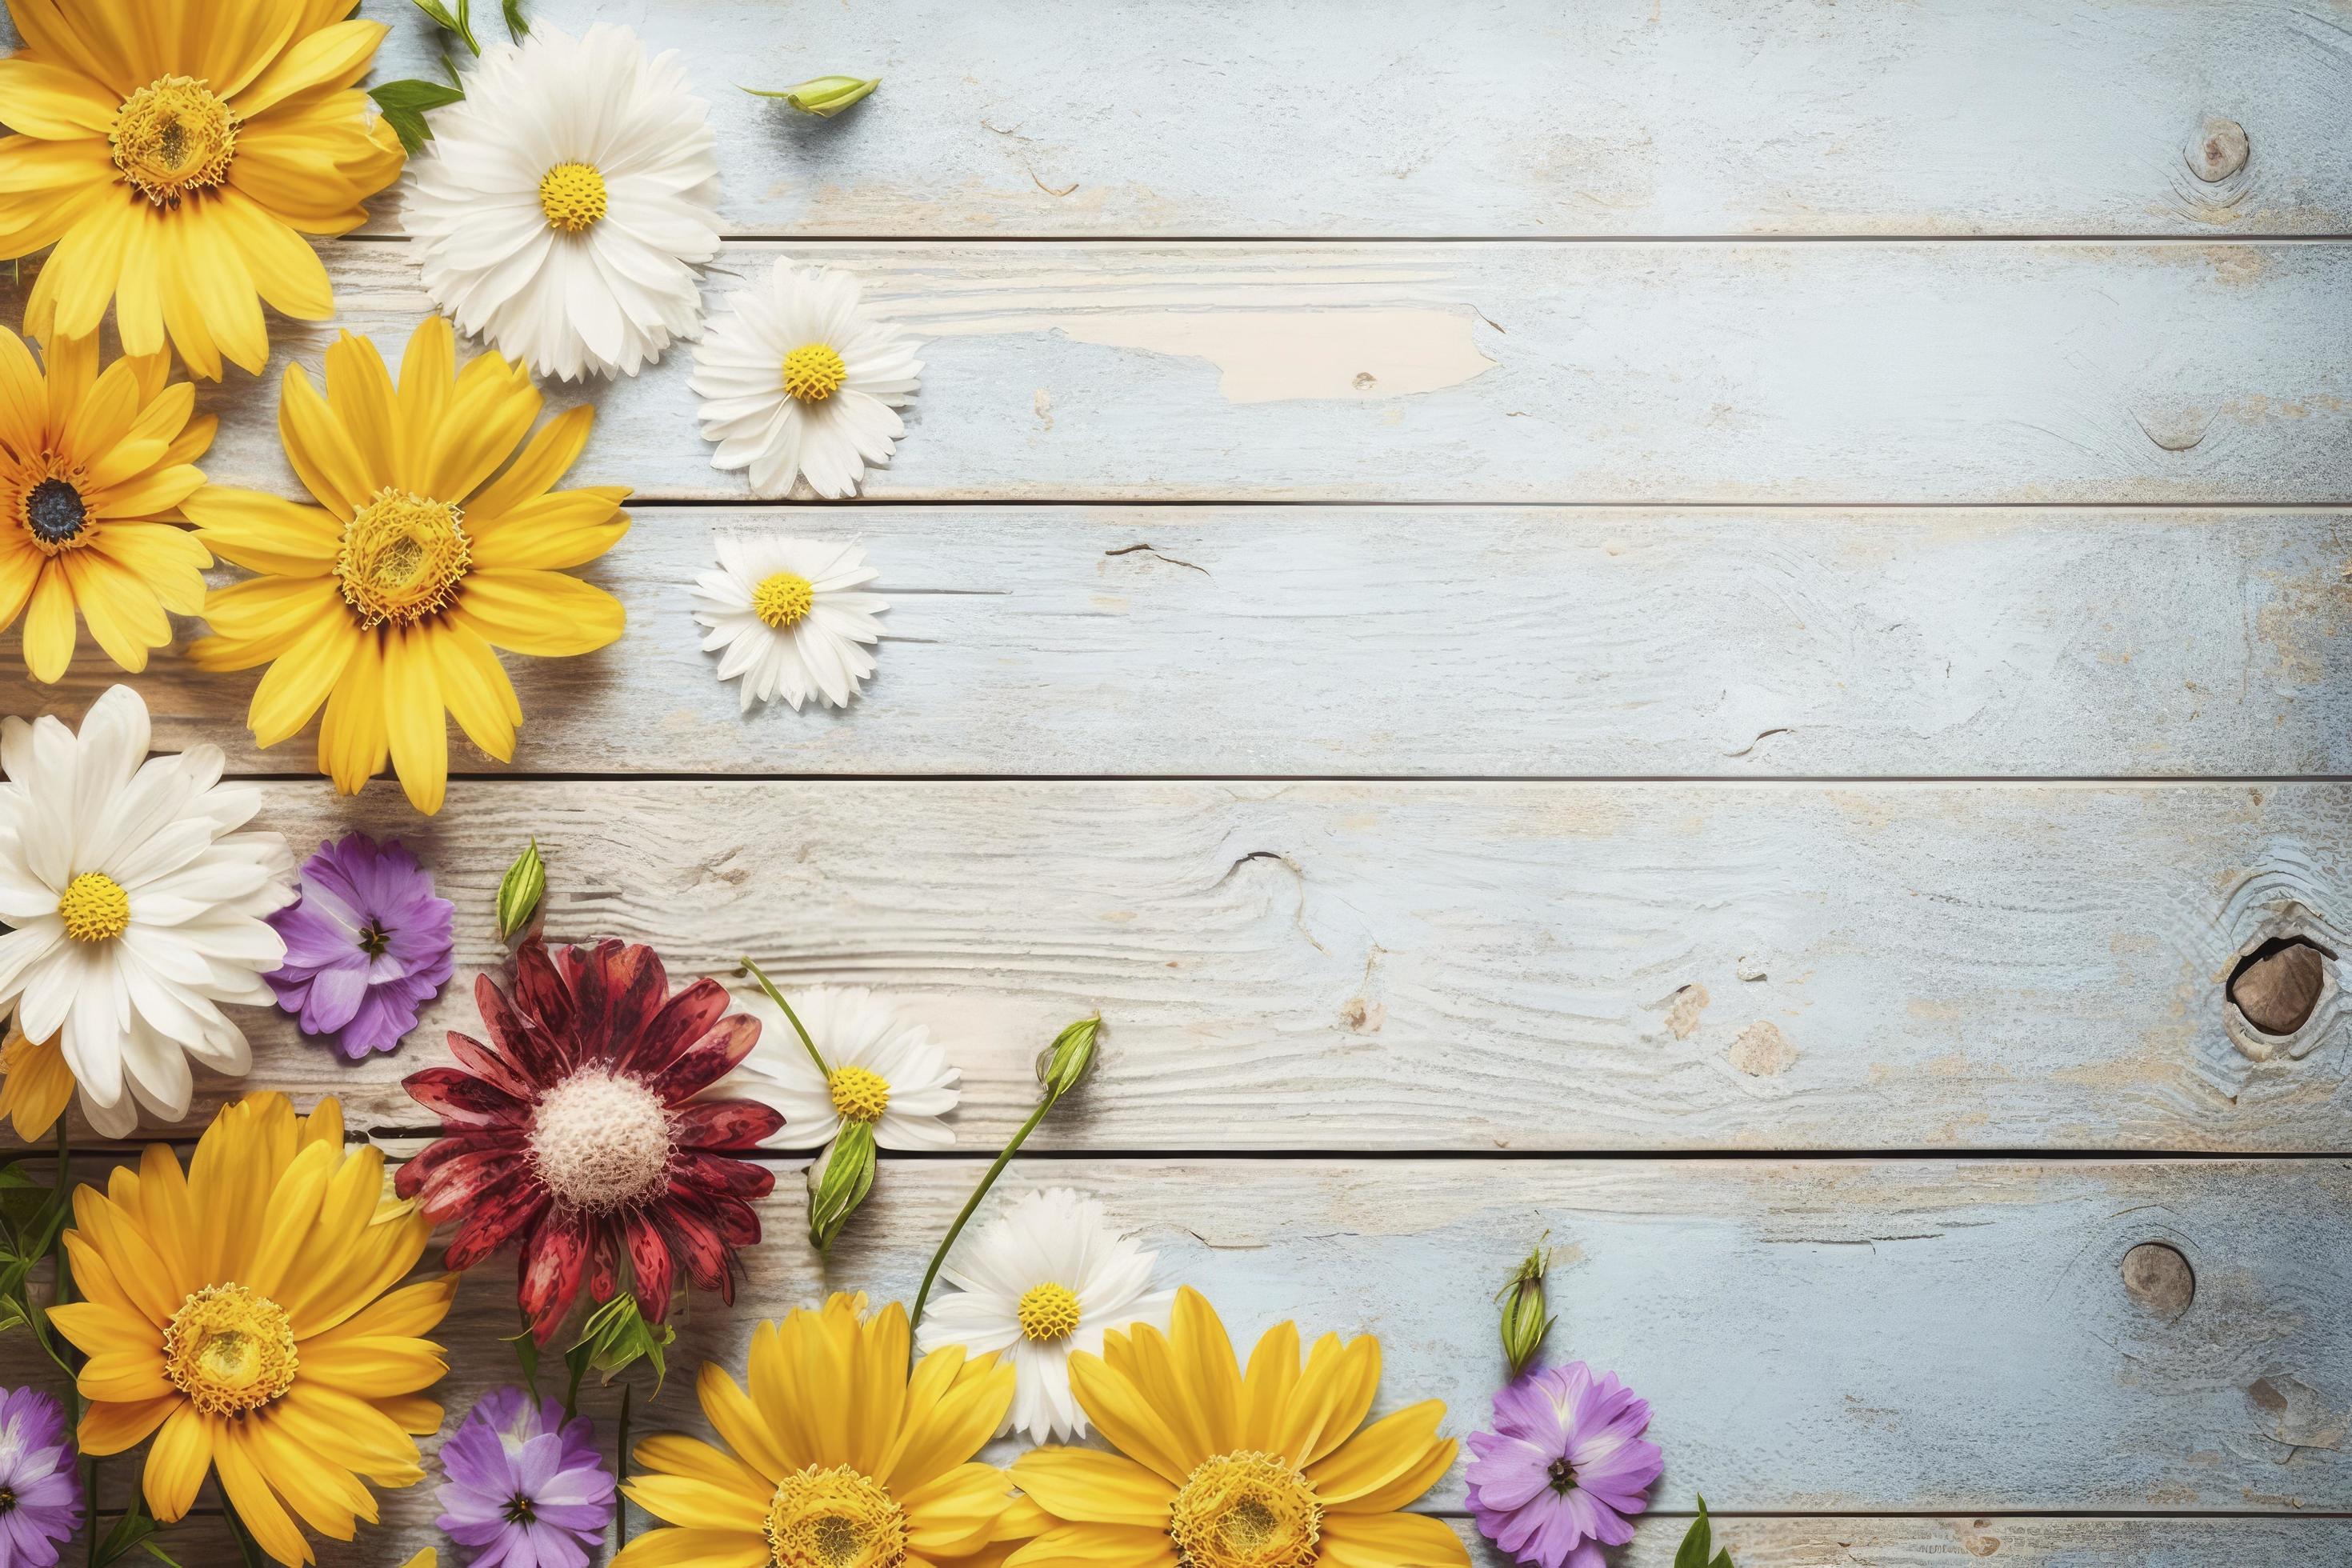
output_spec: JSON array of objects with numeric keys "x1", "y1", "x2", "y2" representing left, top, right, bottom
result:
[{"x1": 396, "y1": 938, "x2": 783, "y2": 1341}]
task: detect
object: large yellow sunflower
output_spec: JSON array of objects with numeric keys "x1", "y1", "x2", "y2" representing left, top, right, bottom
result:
[
  {"x1": 615, "y1": 1292, "x2": 1042, "y2": 1568},
  {"x1": 1008, "y1": 1288, "x2": 1467, "y2": 1568},
  {"x1": 48, "y1": 1092, "x2": 454, "y2": 1568},
  {"x1": 0, "y1": 0, "x2": 404, "y2": 379},
  {"x1": 0, "y1": 328, "x2": 212, "y2": 679},
  {"x1": 188, "y1": 314, "x2": 630, "y2": 814}
]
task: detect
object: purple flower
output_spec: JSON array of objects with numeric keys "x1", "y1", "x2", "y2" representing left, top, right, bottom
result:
[
  {"x1": 1466, "y1": 1362, "x2": 1664, "y2": 1568},
  {"x1": 0, "y1": 1387, "x2": 82, "y2": 1568},
  {"x1": 266, "y1": 834, "x2": 454, "y2": 1059},
  {"x1": 435, "y1": 1387, "x2": 614, "y2": 1568}
]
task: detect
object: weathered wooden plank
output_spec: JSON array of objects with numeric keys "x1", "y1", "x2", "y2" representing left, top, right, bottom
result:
[
  {"x1": 15, "y1": 1158, "x2": 2346, "y2": 1515},
  {"x1": 18, "y1": 239, "x2": 2347, "y2": 504},
  {"x1": 350, "y1": 0, "x2": 2352, "y2": 238},
  {"x1": 98, "y1": 1514, "x2": 2352, "y2": 1568},
  {"x1": 14, "y1": 506, "x2": 2350, "y2": 779},
  {"x1": 8, "y1": 780, "x2": 2342, "y2": 1151}
]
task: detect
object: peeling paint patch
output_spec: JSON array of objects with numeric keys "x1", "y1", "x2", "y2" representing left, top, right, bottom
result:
[
  {"x1": 1728, "y1": 1019, "x2": 1800, "y2": 1077},
  {"x1": 1056, "y1": 310, "x2": 1497, "y2": 404},
  {"x1": 1665, "y1": 984, "x2": 1710, "y2": 1040}
]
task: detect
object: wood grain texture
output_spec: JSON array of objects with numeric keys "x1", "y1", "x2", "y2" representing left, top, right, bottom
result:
[
  {"x1": 16, "y1": 1158, "x2": 2347, "y2": 1517},
  {"x1": 10, "y1": 505, "x2": 2351, "y2": 779},
  {"x1": 358, "y1": 0, "x2": 2352, "y2": 238},
  {"x1": 18, "y1": 238, "x2": 2348, "y2": 505},
  {"x1": 10, "y1": 779, "x2": 2343, "y2": 1152}
]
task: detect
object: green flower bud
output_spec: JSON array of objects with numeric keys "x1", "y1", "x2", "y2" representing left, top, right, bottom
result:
[
  {"x1": 495, "y1": 838, "x2": 545, "y2": 945},
  {"x1": 1498, "y1": 1241, "x2": 1556, "y2": 1378},
  {"x1": 807, "y1": 1121, "x2": 877, "y2": 1251},
  {"x1": 1035, "y1": 1014, "x2": 1102, "y2": 1101},
  {"x1": 742, "y1": 75, "x2": 880, "y2": 118}
]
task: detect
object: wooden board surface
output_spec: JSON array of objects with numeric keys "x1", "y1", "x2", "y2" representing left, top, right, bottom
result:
[
  {"x1": 366, "y1": 0, "x2": 2352, "y2": 238},
  {"x1": 6, "y1": 779, "x2": 2343, "y2": 1154},
  {"x1": 9, "y1": 506, "x2": 2350, "y2": 780}
]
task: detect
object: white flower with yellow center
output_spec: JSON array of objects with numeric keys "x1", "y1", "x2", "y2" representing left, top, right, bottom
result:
[
  {"x1": 915, "y1": 1187, "x2": 1178, "y2": 1444},
  {"x1": 691, "y1": 533, "x2": 889, "y2": 712},
  {"x1": 0, "y1": 687, "x2": 294, "y2": 1138},
  {"x1": 730, "y1": 984, "x2": 958, "y2": 1162},
  {"x1": 404, "y1": 24, "x2": 722, "y2": 381},
  {"x1": 692, "y1": 258, "x2": 924, "y2": 498}
]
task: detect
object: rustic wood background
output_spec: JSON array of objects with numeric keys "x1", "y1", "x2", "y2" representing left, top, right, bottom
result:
[{"x1": 5, "y1": 1, "x2": 2351, "y2": 1562}]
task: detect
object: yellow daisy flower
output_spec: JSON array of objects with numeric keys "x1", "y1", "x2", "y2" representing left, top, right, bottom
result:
[
  {"x1": 614, "y1": 1292, "x2": 1042, "y2": 1568},
  {"x1": 0, "y1": 0, "x2": 405, "y2": 379},
  {"x1": 48, "y1": 1092, "x2": 454, "y2": 1568},
  {"x1": 0, "y1": 330, "x2": 212, "y2": 680},
  {"x1": 188, "y1": 315, "x2": 630, "y2": 814},
  {"x1": 1008, "y1": 1287, "x2": 1468, "y2": 1568}
]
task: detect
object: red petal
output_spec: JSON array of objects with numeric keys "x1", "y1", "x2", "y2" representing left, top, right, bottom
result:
[
  {"x1": 587, "y1": 1222, "x2": 622, "y2": 1306},
  {"x1": 520, "y1": 1206, "x2": 590, "y2": 1343},
  {"x1": 445, "y1": 1028, "x2": 539, "y2": 1103},
  {"x1": 575, "y1": 940, "x2": 668, "y2": 1066},
  {"x1": 673, "y1": 1150, "x2": 774, "y2": 1201},
  {"x1": 406, "y1": 1065, "x2": 529, "y2": 1129},
  {"x1": 514, "y1": 938, "x2": 577, "y2": 1045},
  {"x1": 656, "y1": 1197, "x2": 733, "y2": 1294},
  {"x1": 674, "y1": 1099, "x2": 784, "y2": 1151},
  {"x1": 477, "y1": 971, "x2": 566, "y2": 1086},
  {"x1": 622, "y1": 1208, "x2": 675, "y2": 1322},
  {"x1": 414, "y1": 1146, "x2": 526, "y2": 1218},
  {"x1": 394, "y1": 1131, "x2": 510, "y2": 1197},
  {"x1": 446, "y1": 1185, "x2": 550, "y2": 1270},
  {"x1": 646, "y1": 1015, "x2": 760, "y2": 1103},
  {"x1": 623, "y1": 977, "x2": 732, "y2": 1076}
]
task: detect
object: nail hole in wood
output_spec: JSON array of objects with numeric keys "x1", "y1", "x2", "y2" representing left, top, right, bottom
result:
[
  {"x1": 2121, "y1": 1242, "x2": 2194, "y2": 1320},
  {"x1": 2227, "y1": 936, "x2": 2331, "y2": 1037}
]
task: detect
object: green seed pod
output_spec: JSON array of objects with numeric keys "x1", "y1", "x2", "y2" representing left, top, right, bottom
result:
[
  {"x1": 1035, "y1": 1014, "x2": 1102, "y2": 1101},
  {"x1": 1498, "y1": 1242, "x2": 1557, "y2": 1378},
  {"x1": 494, "y1": 838, "x2": 545, "y2": 945},
  {"x1": 807, "y1": 1120, "x2": 877, "y2": 1251},
  {"x1": 743, "y1": 75, "x2": 880, "y2": 118}
]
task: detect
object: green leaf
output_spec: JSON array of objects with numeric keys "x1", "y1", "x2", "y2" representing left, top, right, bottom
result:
[
  {"x1": 408, "y1": 0, "x2": 481, "y2": 54},
  {"x1": 497, "y1": 838, "x2": 546, "y2": 944},
  {"x1": 806, "y1": 1119, "x2": 876, "y2": 1252},
  {"x1": 368, "y1": 78, "x2": 465, "y2": 155},
  {"x1": 502, "y1": 0, "x2": 529, "y2": 42},
  {"x1": 510, "y1": 1322, "x2": 542, "y2": 1397},
  {"x1": 1675, "y1": 1495, "x2": 1734, "y2": 1568},
  {"x1": 566, "y1": 1294, "x2": 676, "y2": 1395},
  {"x1": 741, "y1": 75, "x2": 880, "y2": 118},
  {"x1": 93, "y1": 1494, "x2": 162, "y2": 1567}
]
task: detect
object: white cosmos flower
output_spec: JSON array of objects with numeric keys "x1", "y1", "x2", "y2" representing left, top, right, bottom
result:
[
  {"x1": 406, "y1": 23, "x2": 722, "y2": 381},
  {"x1": 0, "y1": 687, "x2": 294, "y2": 1138},
  {"x1": 692, "y1": 534, "x2": 888, "y2": 711},
  {"x1": 914, "y1": 1189, "x2": 1177, "y2": 1443},
  {"x1": 730, "y1": 985, "x2": 958, "y2": 1154},
  {"x1": 692, "y1": 258, "x2": 923, "y2": 498}
]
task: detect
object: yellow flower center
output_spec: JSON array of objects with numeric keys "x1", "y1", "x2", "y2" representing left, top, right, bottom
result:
[
  {"x1": 538, "y1": 162, "x2": 608, "y2": 233},
  {"x1": 753, "y1": 571, "x2": 816, "y2": 629},
  {"x1": 528, "y1": 1070, "x2": 675, "y2": 1212},
  {"x1": 826, "y1": 1066, "x2": 890, "y2": 1125},
  {"x1": 16, "y1": 461, "x2": 92, "y2": 555},
  {"x1": 111, "y1": 76, "x2": 238, "y2": 206},
  {"x1": 1016, "y1": 1281, "x2": 1082, "y2": 1342},
  {"x1": 764, "y1": 1464, "x2": 907, "y2": 1568},
  {"x1": 782, "y1": 343, "x2": 848, "y2": 403},
  {"x1": 162, "y1": 1283, "x2": 298, "y2": 1418},
  {"x1": 56, "y1": 873, "x2": 130, "y2": 943},
  {"x1": 337, "y1": 488, "x2": 471, "y2": 630},
  {"x1": 1168, "y1": 1452, "x2": 1323, "y2": 1568}
]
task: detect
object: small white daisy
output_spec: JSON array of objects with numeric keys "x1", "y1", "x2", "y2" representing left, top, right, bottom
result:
[
  {"x1": 692, "y1": 258, "x2": 923, "y2": 498},
  {"x1": 731, "y1": 984, "x2": 958, "y2": 1154},
  {"x1": 915, "y1": 1189, "x2": 1177, "y2": 1443},
  {"x1": 0, "y1": 686, "x2": 295, "y2": 1138},
  {"x1": 406, "y1": 24, "x2": 722, "y2": 381},
  {"x1": 692, "y1": 534, "x2": 889, "y2": 711}
]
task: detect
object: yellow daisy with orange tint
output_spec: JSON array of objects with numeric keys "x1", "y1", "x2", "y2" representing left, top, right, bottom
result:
[
  {"x1": 48, "y1": 1092, "x2": 454, "y2": 1568},
  {"x1": 0, "y1": 0, "x2": 406, "y2": 378},
  {"x1": 1009, "y1": 1287, "x2": 1468, "y2": 1568},
  {"x1": 0, "y1": 330, "x2": 212, "y2": 681},
  {"x1": 188, "y1": 315, "x2": 630, "y2": 814}
]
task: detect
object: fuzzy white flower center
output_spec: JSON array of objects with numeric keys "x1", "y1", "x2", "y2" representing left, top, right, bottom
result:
[
  {"x1": 58, "y1": 873, "x2": 130, "y2": 943},
  {"x1": 782, "y1": 343, "x2": 848, "y2": 403},
  {"x1": 753, "y1": 570, "x2": 816, "y2": 629},
  {"x1": 538, "y1": 162, "x2": 608, "y2": 233},
  {"x1": 827, "y1": 1066, "x2": 890, "y2": 1125},
  {"x1": 529, "y1": 1070, "x2": 674, "y2": 1210},
  {"x1": 112, "y1": 76, "x2": 237, "y2": 206},
  {"x1": 1016, "y1": 1281, "x2": 1082, "y2": 1342}
]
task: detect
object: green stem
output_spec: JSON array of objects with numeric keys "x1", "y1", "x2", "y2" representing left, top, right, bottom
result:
[
  {"x1": 613, "y1": 1382, "x2": 632, "y2": 1550},
  {"x1": 220, "y1": 1506, "x2": 262, "y2": 1568},
  {"x1": 562, "y1": 1349, "x2": 587, "y2": 1423},
  {"x1": 742, "y1": 959, "x2": 831, "y2": 1078},
  {"x1": 910, "y1": 1092, "x2": 1058, "y2": 1336}
]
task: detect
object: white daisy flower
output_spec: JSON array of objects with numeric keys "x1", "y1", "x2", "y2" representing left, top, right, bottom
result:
[
  {"x1": 915, "y1": 1189, "x2": 1178, "y2": 1443},
  {"x1": 0, "y1": 687, "x2": 295, "y2": 1138},
  {"x1": 406, "y1": 23, "x2": 722, "y2": 382},
  {"x1": 692, "y1": 258, "x2": 923, "y2": 498},
  {"x1": 732, "y1": 984, "x2": 959, "y2": 1153},
  {"x1": 692, "y1": 534, "x2": 889, "y2": 711}
]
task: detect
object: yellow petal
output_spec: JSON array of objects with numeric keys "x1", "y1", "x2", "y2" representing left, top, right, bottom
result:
[
  {"x1": 185, "y1": 486, "x2": 341, "y2": 576},
  {"x1": 21, "y1": 562, "x2": 75, "y2": 682},
  {"x1": 1316, "y1": 1510, "x2": 1471, "y2": 1568},
  {"x1": 78, "y1": 1394, "x2": 178, "y2": 1458},
  {"x1": 609, "y1": 1529, "x2": 767, "y2": 1568},
  {"x1": 382, "y1": 622, "x2": 447, "y2": 814},
  {"x1": 1308, "y1": 1402, "x2": 1447, "y2": 1506},
  {"x1": 211, "y1": 186, "x2": 335, "y2": 322},
  {"x1": 1009, "y1": 1448, "x2": 1174, "y2": 1528},
  {"x1": 1064, "y1": 1352, "x2": 1192, "y2": 1486},
  {"x1": 231, "y1": 20, "x2": 391, "y2": 121},
  {"x1": 213, "y1": 1420, "x2": 314, "y2": 1567},
  {"x1": 466, "y1": 404, "x2": 596, "y2": 522},
  {"x1": 449, "y1": 570, "x2": 623, "y2": 658},
  {"x1": 0, "y1": 58, "x2": 119, "y2": 138},
  {"x1": 143, "y1": 1402, "x2": 215, "y2": 1522},
  {"x1": 316, "y1": 625, "x2": 388, "y2": 794},
  {"x1": 466, "y1": 487, "x2": 630, "y2": 572},
  {"x1": 427, "y1": 619, "x2": 518, "y2": 763},
  {"x1": 246, "y1": 608, "x2": 359, "y2": 747},
  {"x1": 278, "y1": 362, "x2": 373, "y2": 517}
]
